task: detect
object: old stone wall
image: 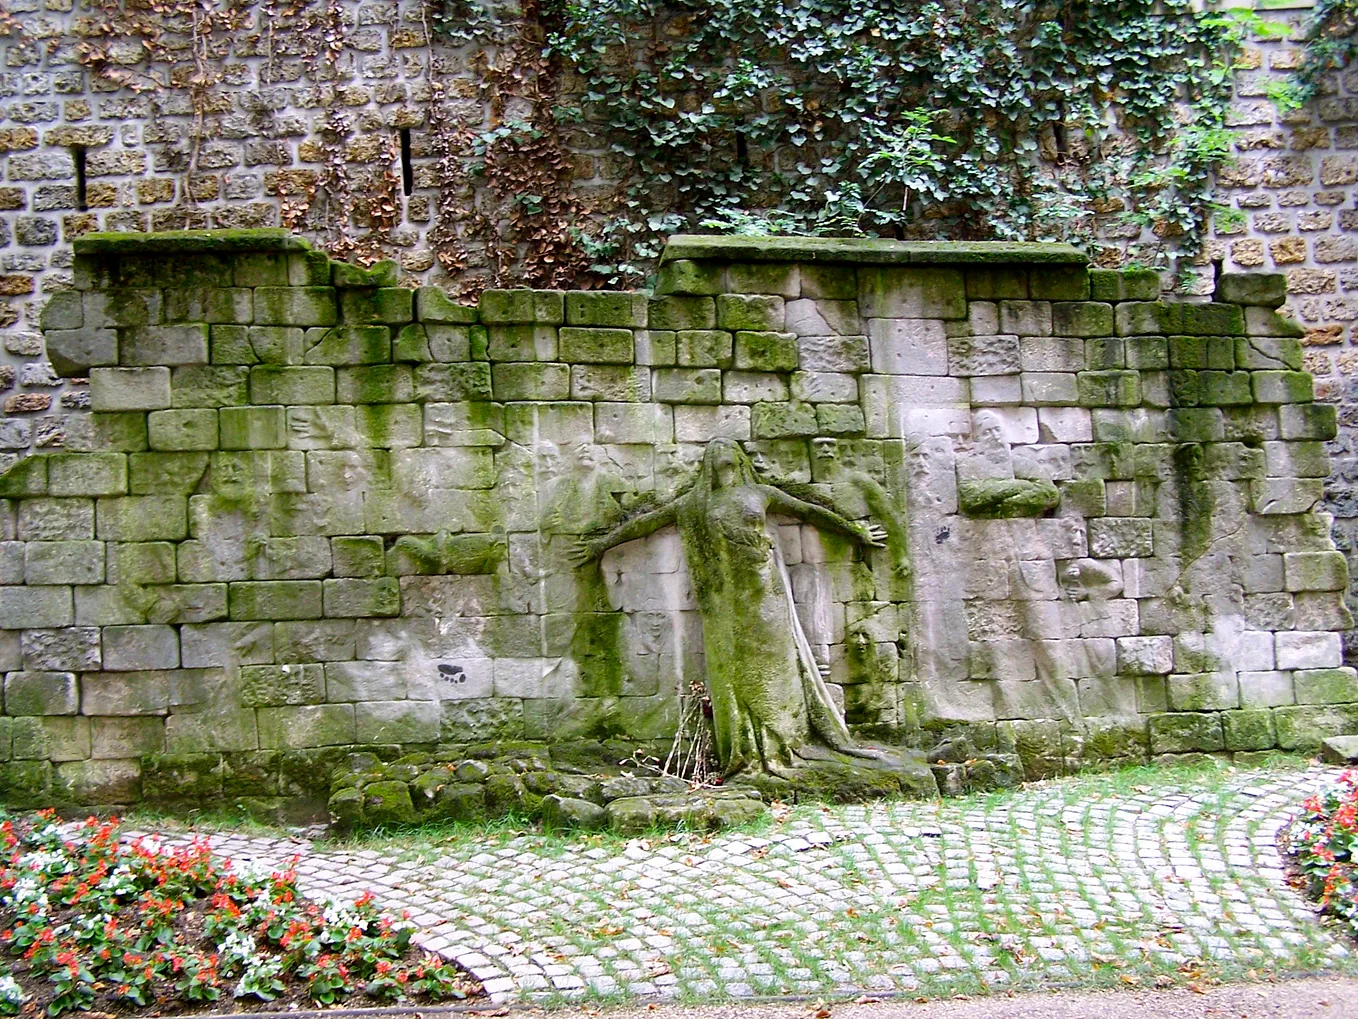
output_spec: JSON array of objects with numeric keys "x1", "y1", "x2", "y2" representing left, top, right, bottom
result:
[{"x1": 0, "y1": 228, "x2": 1351, "y2": 807}]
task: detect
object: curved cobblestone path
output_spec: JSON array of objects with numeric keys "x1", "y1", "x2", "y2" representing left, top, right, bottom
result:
[{"x1": 160, "y1": 766, "x2": 1357, "y2": 1003}]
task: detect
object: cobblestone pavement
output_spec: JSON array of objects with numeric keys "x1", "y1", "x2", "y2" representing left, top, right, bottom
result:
[{"x1": 153, "y1": 766, "x2": 1357, "y2": 1004}]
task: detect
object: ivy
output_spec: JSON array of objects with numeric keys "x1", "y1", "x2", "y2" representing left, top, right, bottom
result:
[
  {"x1": 1290, "y1": 0, "x2": 1358, "y2": 105},
  {"x1": 478, "y1": 0, "x2": 1267, "y2": 283}
]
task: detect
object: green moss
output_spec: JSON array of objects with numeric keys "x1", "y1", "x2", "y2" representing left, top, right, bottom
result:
[
  {"x1": 1173, "y1": 442, "x2": 1214, "y2": 561},
  {"x1": 958, "y1": 478, "x2": 1060, "y2": 518},
  {"x1": 661, "y1": 235, "x2": 1086, "y2": 266},
  {"x1": 0, "y1": 453, "x2": 48, "y2": 496},
  {"x1": 74, "y1": 229, "x2": 308, "y2": 256}
]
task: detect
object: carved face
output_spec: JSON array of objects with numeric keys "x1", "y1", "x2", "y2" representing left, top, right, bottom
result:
[
  {"x1": 973, "y1": 410, "x2": 1005, "y2": 446},
  {"x1": 747, "y1": 446, "x2": 771, "y2": 474},
  {"x1": 714, "y1": 447, "x2": 740, "y2": 489},
  {"x1": 812, "y1": 437, "x2": 838, "y2": 463}
]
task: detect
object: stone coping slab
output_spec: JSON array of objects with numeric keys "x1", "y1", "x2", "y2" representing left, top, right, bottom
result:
[
  {"x1": 74, "y1": 229, "x2": 312, "y2": 256},
  {"x1": 661, "y1": 235, "x2": 1088, "y2": 265}
]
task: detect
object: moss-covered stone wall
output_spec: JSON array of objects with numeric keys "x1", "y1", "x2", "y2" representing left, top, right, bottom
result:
[{"x1": 0, "y1": 229, "x2": 1352, "y2": 808}]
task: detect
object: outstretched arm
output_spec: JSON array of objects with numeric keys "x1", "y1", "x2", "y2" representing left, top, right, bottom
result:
[
  {"x1": 568, "y1": 499, "x2": 681, "y2": 565},
  {"x1": 763, "y1": 486, "x2": 884, "y2": 547}
]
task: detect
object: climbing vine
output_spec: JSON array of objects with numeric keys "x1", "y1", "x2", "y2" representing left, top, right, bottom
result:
[
  {"x1": 531, "y1": 0, "x2": 1265, "y2": 281},
  {"x1": 1291, "y1": 0, "x2": 1358, "y2": 104}
]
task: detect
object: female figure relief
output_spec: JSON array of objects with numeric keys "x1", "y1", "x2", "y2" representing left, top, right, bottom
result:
[{"x1": 571, "y1": 439, "x2": 888, "y2": 778}]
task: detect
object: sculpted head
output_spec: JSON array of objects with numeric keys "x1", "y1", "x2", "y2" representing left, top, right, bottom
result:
[{"x1": 704, "y1": 438, "x2": 752, "y2": 491}]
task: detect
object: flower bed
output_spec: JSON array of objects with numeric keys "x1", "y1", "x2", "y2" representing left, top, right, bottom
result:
[
  {"x1": 1281, "y1": 770, "x2": 1358, "y2": 936},
  {"x1": 0, "y1": 811, "x2": 480, "y2": 1015}
]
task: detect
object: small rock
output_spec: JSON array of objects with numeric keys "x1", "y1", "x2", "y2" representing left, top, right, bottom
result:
[
  {"x1": 1321, "y1": 735, "x2": 1358, "y2": 764},
  {"x1": 541, "y1": 794, "x2": 608, "y2": 831}
]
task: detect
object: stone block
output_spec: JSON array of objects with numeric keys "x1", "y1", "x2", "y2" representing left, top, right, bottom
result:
[
  {"x1": 107, "y1": 541, "x2": 178, "y2": 585},
  {"x1": 1181, "y1": 303, "x2": 1244, "y2": 336},
  {"x1": 1052, "y1": 302, "x2": 1113, "y2": 337},
  {"x1": 416, "y1": 286, "x2": 478, "y2": 323},
  {"x1": 1148, "y1": 712, "x2": 1224, "y2": 753},
  {"x1": 90, "y1": 366, "x2": 171, "y2": 411},
  {"x1": 46, "y1": 328, "x2": 117, "y2": 376},
  {"x1": 339, "y1": 287, "x2": 412, "y2": 325},
  {"x1": 1115, "y1": 302, "x2": 1181, "y2": 336},
  {"x1": 96, "y1": 496, "x2": 187, "y2": 541},
  {"x1": 256, "y1": 704, "x2": 355, "y2": 749},
  {"x1": 5, "y1": 671, "x2": 77, "y2": 715},
  {"x1": 253, "y1": 287, "x2": 338, "y2": 327},
  {"x1": 24, "y1": 541, "x2": 104, "y2": 585},
  {"x1": 565, "y1": 292, "x2": 646, "y2": 328},
  {"x1": 1199, "y1": 371, "x2": 1253, "y2": 406},
  {"x1": 999, "y1": 301, "x2": 1053, "y2": 336},
  {"x1": 1235, "y1": 336, "x2": 1302, "y2": 371},
  {"x1": 1086, "y1": 269, "x2": 1162, "y2": 305},
  {"x1": 791, "y1": 371, "x2": 858, "y2": 403},
  {"x1": 1251, "y1": 370, "x2": 1313, "y2": 405},
  {"x1": 245, "y1": 325, "x2": 305, "y2": 365},
  {"x1": 304, "y1": 325, "x2": 390, "y2": 366},
  {"x1": 1252, "y1": 478, "x2": 1323, "y2": 515},
  {"x1": 355, "y1": 700, "x2": 440, "y2": 743},
  {"x1": 15, "y1": 717, "x2": 89, "y2": 763},
  {"x1": 570, "y1": 364, "x2": 651, "y2": 402},
  {"x1": 1279, "y1": 403, "x2": 1337, "y2": 441},
  {"x1": 676, "y1": 330, "x2": 734, "y2": 368},
  {"x1": 728, "y1": 262, "x2": 799, "y2": 296},
  {"x1": 240, "y1": 664, "x2": 324, "y2": 707},
  {"x1": 322, "y1": 578, "x2": 400, "y2": 617},
  {"x1": 559, "y1": 326, "x2": 634, "y2": 363},
  {"x1": 868, "y1": 319, "x2": 948, "y2": 375},
  {"x1": 47, "y1": 452, "x2": 127, "y2": 498},
  {"x1": 1245, "y1": 307, "x2": 1305, "y2": 338},
  {"x1": 81, "y1": 670, "x2": 171, "y2": 716},
  {"x1": 219, "y1": 406, "x2": 286, "y2": 449},
  {"x1": 1077, "y1": 371, "x2": 1139, "y2": 407},
  {"x1": 1276, "y1": 630, "x2": 1342, "y2": 670},
  {"x1": 1116, "y1": 634, "x2": 1173, "y2": 674},
  {"x1": 20, "y1": 628, "x2": 100, "y2": 672},
  {"x1": 734, "y1": 331, "x2": 798, "y2": 371},
  {"x1": 1089, "y1": 518, "x2": 1154, "y2": 558},
  {"x1": 674, "y1": 405, "x2": 751, "y2": 442},
  {"x1": 491, "y1": 362, "x2": 570, "y2": 401},
  {"x1": 1295, "y1": 667, "x2": 1358, "y2": 705},
  {"x1": 479, "y1": 289, "x2": 564, "y2": 325},
  {"x1": 653, "y1": 368, "x2": 722, "y2": 404},
  {"x1": 965, "y1": 268, "x2": 1028, "y2": 300},
  {"x1": 800, "y1": 334, "x2": 870, "y2": 373},
  {"x1": 649, "y1": 296, "x2": 716, "y2": 331},
  {"x1": 229, "y1": 581, "x2": 324, "y2": 620},
  {"x1": 248, "y1": 366, "x2": 335, "y2": 405},
  {"x1": 858, "y1": 267, "x2": 966, "y2": 319},
  {"x1": 147, "y1": 409, "x2": 218, "y2": 451},
  {"x1": 102, "y1": 624, "x2": 178, "y2": 671},
  {"x1": 170, "y1": 365, "x2": 250, "y2": 408},
  {"x1": 1167, "y1": 671, "x2": 1239, "y2": 711},
  {"x1": 1275, "y1": 704, "x2": 1358, "y2": 751},
  {"x1": 1029, "y1": 266, "x2": 1090, "y2": 301},
  {"x1": 331, "y1": 260, "x2": 397, "y2": 288},
  {"x1": 1223, "y1": 709, "x2": 1276, "y2": 751},
  {"x1": 331, "y1": 536, "x2": 385, "y2": 578},
  {"x1": 17, "y1": 498, "x2": 92, "y2": 540},
  {"x1": 594, "y1": 403, "x2": 673, "y2": 444},
  {"x1": 1239, "y1": 670, "x2": 1295, "y2": 708},
  {"x1": 88, "y1": 719, "x2": 163, "y2": 761},
  {"x1": 716, "y1": 294, "x2": 784, "y2": 332},
  {"x1": 752, "y1": 401, "x2": 818, "y2": 439},
  {"x1": 1216, "y1": 273, "x2": 1286, "y2": 308},
  {"x1": 947, "y1": 334, "x2": 1020, "y2": 376},
  {"x1": 799, "y1": 265, "x2": 857, "y2": 300},
  {"x1": 336, "y1": 364, "x2": 414, "y2": 405},
  {"x1": 1020, "y1": 372, "x2": 1079, "y2": 405},
  {"x1": 723, "y1": 371, "x2": 788, "y2": 403},
  {"x1": 414, "y1": 362, "x2": 492, "y2": 402},
  {"x1": 654, "y1": 260, "x2": 724, "y2": 296},
  {"x1": 1284, "y1": 551, "x2": 1348, "y2": 592},
  {"x1": 117, "y1": 323, "x2": 210, "y2": 368},
  {"x1": 1125, "y1": 336, "x2": 1169, "y2": 370},
  {"x1": 164, "y1": 287, "x2": 253, "y2": 324}
]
